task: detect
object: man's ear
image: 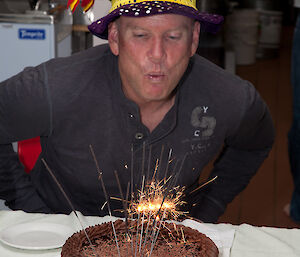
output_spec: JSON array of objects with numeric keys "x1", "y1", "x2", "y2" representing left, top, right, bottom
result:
[
  {"x1": 190, "y1": 21, "x2": 200, "y2": 57},
  {"x1": 108, "y1": 21, "x2": 119, "y2": 56}
]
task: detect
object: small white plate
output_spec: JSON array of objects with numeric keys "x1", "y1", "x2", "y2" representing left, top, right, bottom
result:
[{"x1": 0, "y1": 222, "x2": 74, "y2": 250}]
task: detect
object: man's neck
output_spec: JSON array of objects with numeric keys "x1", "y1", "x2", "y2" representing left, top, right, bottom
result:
[{"x1": 138, "y1": 95, "x2": 176, "y2": 133}]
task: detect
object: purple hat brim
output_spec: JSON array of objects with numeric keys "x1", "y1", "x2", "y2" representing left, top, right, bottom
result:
[{"x1": 88, "y1": 1, "x2": 224, "y2": 40}]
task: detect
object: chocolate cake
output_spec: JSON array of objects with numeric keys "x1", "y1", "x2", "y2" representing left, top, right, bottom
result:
[{"x1": 61, "y1": 219, "x2": 219, "y2": 257}]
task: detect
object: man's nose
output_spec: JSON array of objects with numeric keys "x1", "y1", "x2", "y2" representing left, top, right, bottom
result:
[{"x1": 148, "y1": 38, "x2": 166, "y2": 63}]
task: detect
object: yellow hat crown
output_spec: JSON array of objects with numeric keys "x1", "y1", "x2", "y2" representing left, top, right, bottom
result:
[{"x1": 110, "y1": 0, "x2": 197, "y2": 12}]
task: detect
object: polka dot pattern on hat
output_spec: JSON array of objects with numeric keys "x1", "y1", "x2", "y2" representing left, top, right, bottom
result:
[
  {"x1": 88, "y1": 1, "x2": 224, "y2": 39},
  {"x1": 111, "y1": 0, "x2": 196, "y2": 12}
]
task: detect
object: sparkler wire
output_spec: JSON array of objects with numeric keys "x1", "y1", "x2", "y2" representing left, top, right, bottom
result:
[
  {"x1": 142, "y1": 141, "x2": 146, "y2": 176},
  {"x1": 138, "y1": 212, "x2": 145, "y2": 253},
  {"x1": 125, "y1": 181, "x2": 135, "y2": 255},
  {"x1": 189, "y1": 175, "x2": 218, "y2": 194},
  {"x1": 114, "y1": 170, "x2": 132, "y2": 256},
  {"x1": 131, "y1": 144, "x2": 134, "y2": 200},
  {"x1": 146, "y1": 145, "x2": 152, "y2": 182},
  {"x1": 134, "y1": 175, "x2": 145, "y2": 257},
  {"x1": 151, "y1": 159, "x2": 159, "y2": 183},
  {"x1": 89, "y1": 145, "x2": 121, "y2": 257},
  {"x1": 149, "y1": 209, "x2": 167, "y2": 256},
  {"x1": 155, "y1": 145, "x2": 165, "y2": 179},
  {"x1": 41, "y1": 158, "x2": 99, "y2": 257},
  {"x1": 138, "y1": 143, "x2": 146, "y2": 255},
  {"x1": 163, "y1": 149, "x2": 173, "y2": 183},
  {"x1": 141, "y1": 210, "x2": 153, "y2": 256}
]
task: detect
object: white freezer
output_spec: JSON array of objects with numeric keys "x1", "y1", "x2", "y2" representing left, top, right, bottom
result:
[{"x1": 0, "y1": 10, "x2": 72, "y2": 82}]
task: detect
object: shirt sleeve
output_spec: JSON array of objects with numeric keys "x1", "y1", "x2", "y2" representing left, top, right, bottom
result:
[
  {"x1": 0, "y1": 64, "x2": 52, "y2": 212},
  {"x1": 0, "y1": 143, "x2": 51, "y2": 212},
  {"x1": 190, "y1": 81, "x2": 275, "y2": 222}
]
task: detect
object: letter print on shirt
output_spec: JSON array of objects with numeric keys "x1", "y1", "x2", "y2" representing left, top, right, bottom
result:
[
  {"x1": 191, "y1": 106, "x2": 216, "y2": 137},
  {"x1": 181, "y1": 106, "x2": 216, "y2": 155}
]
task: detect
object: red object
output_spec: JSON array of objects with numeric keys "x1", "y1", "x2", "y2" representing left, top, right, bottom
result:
[
  {"x1": 67, "y1": 0, "x2": 80, "y2": 12},
  {"x1": 81, "y1": 0, "x2": 94, "y2": 12},
  {"x1": 67, "y1": 0, "x2": 94, "y2": 12},
  {"x1": 18, "y1": 137, "x2": 42, "y2": 173}
]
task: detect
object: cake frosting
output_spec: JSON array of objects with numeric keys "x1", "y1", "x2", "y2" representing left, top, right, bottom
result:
[{"x1": 61, "y1": 219, "x2": 219, "y2": 257}]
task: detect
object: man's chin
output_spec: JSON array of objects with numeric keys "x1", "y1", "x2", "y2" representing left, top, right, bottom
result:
[{"x1": 143, "y1": 93, "x2": 169, "y2": 103}]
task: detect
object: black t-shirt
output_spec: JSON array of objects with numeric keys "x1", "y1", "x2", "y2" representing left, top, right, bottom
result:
[{"x1": 0, "y1": 44, "x2": 274, "y2": 222}]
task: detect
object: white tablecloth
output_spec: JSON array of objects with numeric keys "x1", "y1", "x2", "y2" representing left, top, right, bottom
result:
[{"x1": 0, "y1": 210, "x2": 300, "y2": 257}]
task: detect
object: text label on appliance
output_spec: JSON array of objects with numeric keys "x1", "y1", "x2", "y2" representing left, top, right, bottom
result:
[{"x1": 18, "y1": 29, "x2": 46, "y2": 40}]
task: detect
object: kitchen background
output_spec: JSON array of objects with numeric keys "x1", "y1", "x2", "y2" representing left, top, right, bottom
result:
[{"x1": 0, "y1": 0, "x2": 299, "y2": 228}]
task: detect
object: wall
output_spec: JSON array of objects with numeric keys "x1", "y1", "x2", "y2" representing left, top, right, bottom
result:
[{"x1": 92, "y1": 0, "x2": 111, "y2": 46}]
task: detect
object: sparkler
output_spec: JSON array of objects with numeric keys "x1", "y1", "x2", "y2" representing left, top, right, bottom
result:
[
  {"x1": 115, "y1": 172, "x2": 134, "y2": 257},
  {"x1": 163, "y1": 149, "x2": 173, "y2": 183},
  {"x1": 146, "y1": 145, "x2": 152, "y2": 182},
  {"x1": 189, "y1": 175, "x2": 218, "y2": 194},
  {"x1": 134, "y1": 175, "x2": 145, "y2": 257},
  {"x1": 155, "y1": 145, "x2": 165, "y2": 179},
  {"x1": 89, "y1": 145, "x2": 121, "y2": 257},
  {"x1": 41, "y1": 158, "x2": 99, "y2": 257},
  {"x1": 131, "y1": 144, "x2": 134, "y2": 202}
]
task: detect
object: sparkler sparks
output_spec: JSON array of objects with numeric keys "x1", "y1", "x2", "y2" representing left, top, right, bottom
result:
[{"x1": 129, "y1": 179, "x2": 186, "y2": 221}]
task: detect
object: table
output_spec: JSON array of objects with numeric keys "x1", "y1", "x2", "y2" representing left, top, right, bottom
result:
[{"x1": 0, "y1": 210, "x2": 300, "y2": 257}]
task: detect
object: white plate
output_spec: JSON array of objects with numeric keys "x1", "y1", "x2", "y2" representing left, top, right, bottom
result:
[{"x1": 0, "y1": 222, "x2": 74, "y2": 250}]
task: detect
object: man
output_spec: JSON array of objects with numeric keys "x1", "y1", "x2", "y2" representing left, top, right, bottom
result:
[{"x1": 0, "y1": 0, "x2": 274, "y2": 222}]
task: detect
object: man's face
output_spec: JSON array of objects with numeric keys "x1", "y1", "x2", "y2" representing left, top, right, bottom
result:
[{"x1": 108, "y1": 14, "x2": 200, "y2": 105}]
